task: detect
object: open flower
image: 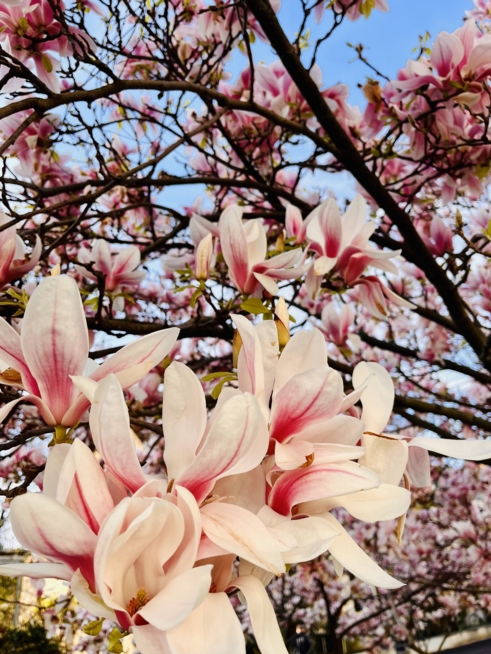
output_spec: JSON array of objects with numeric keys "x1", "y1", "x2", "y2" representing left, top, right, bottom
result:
[
  {"x1": 0, "y1": 212, "x2": 41, "y2": 288},
  {"x1": 0, "y1": 274, "x2": 178, "y2": 428}
]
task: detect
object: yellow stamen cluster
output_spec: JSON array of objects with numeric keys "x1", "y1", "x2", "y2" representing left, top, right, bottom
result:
[{"x1": 126, "y1": 589, "x2": 150, "y2": 617}]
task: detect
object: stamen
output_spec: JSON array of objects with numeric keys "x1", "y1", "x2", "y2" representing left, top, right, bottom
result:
[{"x1": 126, "y1": 589, "x2": 150, "y2": 617}]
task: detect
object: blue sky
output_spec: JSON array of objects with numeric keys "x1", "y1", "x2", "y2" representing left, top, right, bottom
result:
[{"x1": 256, "y1": 0, "x2": 473, "y2": 107}]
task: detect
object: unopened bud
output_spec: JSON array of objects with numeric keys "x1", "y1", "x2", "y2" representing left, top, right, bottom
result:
[
  {"x1": 275, "y1": 297, "x2": 290, "y2": 348},
  {"x1": 195, "y1": 233, "x2": 214, "y2": 281},
  {"x1": 275, "y1": 231, "x2": 285, "y2": 253}
]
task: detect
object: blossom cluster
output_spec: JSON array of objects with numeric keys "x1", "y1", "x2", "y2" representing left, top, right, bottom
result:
[{"x1": 0, "y1": 275, "x2": 490, "y2": 653}]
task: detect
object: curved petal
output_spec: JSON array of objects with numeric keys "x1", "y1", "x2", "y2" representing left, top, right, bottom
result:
[
  {"x1": 165, "y1": 593, "x2": 246, "y2": 654},
  {"x1": 269, "y1": 367, "x2": 344, "y2": 443},
  {"x1": 233, "y1": 575, "x2": 288, "y2": 654},
  {"x1": 178, "y1": 393, "x2": 268, "y2": 503},
  {"x1": 0, "y1": 394, "x2": 56, "y2": 427},
  {"x1": 56, "y1": 438, "x2": 114, "y2": 531},
  {"x1": 163, "y1": 362, "x2": 207, "y2": 481},
  {"x1": 89, "y1": 374, "x2": 147, "y2": 493},
  {"x1": 0, "y1": 318, "x2": 38, "y2": 394},
  {"x1": 320, "y1": 513, "x2": 404, "y2": 589},
  {"x1": 138, "y1": 564, "x2": 213, "y2": 631},
  {"x1": 273, "y1": 329, "x2": 327, "y2": 395},
  {"x1": 200, "y1": 502, "x2": 285, "y2": 575},
  {"x1": 219, "y1": 205, "x2": 250, "y2": 293},
  {"x1": 71, "y1": 569, "x2": 116, "y2": 621},
  {"x1": 8, "y1": 234, "x2": 42, "y2": 280},
  {"x1": 0, "y1": 562, "x2": 72, "y2": 581},
  {"x1": 409, "y1": 436, "x2": 491, "y2": 461},
  {"x1": 309, "y1": 484, "x2": 411, "y2": 522},
  {"x1": 132, "y1": 625, "x2": 173, "y2": 654},
  {"x1": 406, "y1": 446, "x2": 431, "y2": 488},
  {"x1": 90, "y1": 328, "x2": 179, "y2": 389},
  {"x1": 21, "y1": 275, "x2": 89, "y2": 424},
  {"x1": 9, "y1": 493, "x2": 97, "y2": 589},
  {"x1": 232, "y1": 314, "x2": 265, "y2": 397},
  {"x1": 300, "y1": 415, "x2": 364, "y2": 446},
  {"x1": 353, "y1": 361, "x2": 394, "y2": 434},
  {"x1": 360, "y1": 434, "x2": 408, "y2": 486},
  {"x1": 268, "y1": 462, "x2": 380, "y2": 516}
]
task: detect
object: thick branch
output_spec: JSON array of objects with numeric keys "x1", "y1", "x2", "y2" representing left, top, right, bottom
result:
[{"x1": 244, "y1": 0, "x2": 487, "y2": 362}]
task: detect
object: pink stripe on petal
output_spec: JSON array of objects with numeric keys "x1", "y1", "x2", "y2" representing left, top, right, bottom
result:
[
  {"x1": 269, "y1": 367, "x2": 344, "y2": 443},
  {"x1": 219, "y1": 205, "x2": 250, "y2": 293},
  {"x1": 21, "y1": 276, "x2": 89, "y2": 424},
  {"x1": 268, "y1": 462, "x2": 380, "y2": 516}
]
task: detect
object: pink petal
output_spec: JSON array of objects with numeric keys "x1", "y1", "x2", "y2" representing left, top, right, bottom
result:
[
  {"x1": 64, "y1": 328, "x2": 179, "y2": 426},
  {"x1": 231, "y1": 314, "x2": 264, "y2": 397},
  {"x1": 0, "y1": 395, "x2": 56, "y2": 426},
  {"x1": 163, "y1": 362, "x2": 207, "y2": 481},
  {"x1": 91, "y1": 328, "x2": 179, "y2": 388},
  {"x1": 200, "y1": 502, "x2": 285, "y2": 575},
  {"x1": 268, "y1": 461, "x2": 380, "y2": 516},
  {"x1": 360, "y1": 434, "x2": 408, "y2": 486},
  {"x1": 164, "y1": 593, "x2": 246, "y2": 654},
  {"x1": 89, "y1": 374, "x2": 147, "y2": 493},
  {"x1": 273, "y1": 329, "x2": 327, "y2": 395},
  {"x1": 138, "y1": 565, "x2": 213, "y2": 631},
  {"x1": 93, "y1": 239, "x2": 112, "y2": 276},
  {"x1": 0, "y1": 318, "x2": 39, "y2": 394},
  {"x1": 132, "y1": 625, "x2": 172, "y2": 654},
  {"x1": 0, "y1": 562, "x2": 72, "y2": 581},
  {"x1": 219, "y1": 205, "x2": 250, "y2": 293},
  {"x1": 320, "y1": 513, "x2": 403, "y2": 589},
  {"x1": 55, "y1": 438, "x2": 114, "y2": 531},
  {"x1": 10, "y1": 493, "x2": 97, "y2": 590},
  {"x1": 314, "y1": 484, "x2": 411, "y2": 522},
  {"x1": 177, "y1": 393, "x2": 268, "y2": 503},
  {"x1": 352, "y1": 361, "x2": 394, "y2": 433},
  {"x1": 111, "y1": 245, "x2": 140, "y2": 277},
  {"x1": 318, "y1": 198, "x2": 342, "y2": 258},
  {"x1": 269, "y1": 367, "x2": 344, "y2": 443},
  {"x1": 409, "y1": 436, "x2": 491, "y2": 460},
  {"x1": 233, "y1": 576, "x2": 288, "y2": 654},
  {"x1": 300, "y1": 415, "x2": 363, "y2": 446},
  {"x1": 406, "y1": 446, "x2": 431, "y2": 488},
  {"x1": 430, "y1": 31, "x2": 464, "y2": 77},
  {"x1": 21, "y1": 276, "x2": 89, "y2": 424}
]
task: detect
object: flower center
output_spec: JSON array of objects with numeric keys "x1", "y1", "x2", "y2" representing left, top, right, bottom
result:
[{"x1": 126, "y1": 589, "x2": 150, "y2": 617}]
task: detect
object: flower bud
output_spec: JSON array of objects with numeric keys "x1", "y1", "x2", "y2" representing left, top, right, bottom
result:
[
  {"x1": 195, "y1": 233, "x2": 214, "y2": 281},
  {"x1": 275, "y1": 297, "x2": 290, "y2": 348}
]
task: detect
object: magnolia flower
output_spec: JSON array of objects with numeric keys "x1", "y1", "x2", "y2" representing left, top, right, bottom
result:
[
  {"x1": 74, "y1": 372, "x2": 286, "y2": 576},
  {"x1": 75, "y1": 240, "x2": 146, "y2": 311},
  {"x1": 304, "y1": 195, "x2": 405, "y2": 303},
  {"x1": 353, "y1": 361, "x2": 491, "y2": 488},
  {"x1": 0, "y1": 213, "x2": 41, "y2": 288},
  {"x1": 92, "y1": 487, "x2": 213, "y2": 637},
  {"x1": 220, "y1": 205, "x2": 308, "y2": 296},
  {"x1": 230, "y1": 316, "x2": 410, "y2": 587},
  {"x1": 0, "y1": 275, "x2": 178, "y2": 428}
]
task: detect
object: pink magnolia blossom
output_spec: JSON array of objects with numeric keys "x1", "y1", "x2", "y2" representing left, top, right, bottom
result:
[
  {"x1": 0, "y1": 274, "x2": 179, "y2": 428},
  {"x1": 75, "y1": 240, "x2": 146, "y2": 310},
  {"x1": 0, "y1": 212, "x2": 41, "y2": 288},
  {"x1": 352, "y1": 362, "x2": 491, "y2": 489},
  {"x1": 220, "y1": 205, "x2": 307, "y2": 296}
]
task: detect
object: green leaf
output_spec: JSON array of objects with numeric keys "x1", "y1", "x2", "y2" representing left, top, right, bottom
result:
[
  {"x1": 201, "y1": 371, "x2": 232, "y2": 382},
  {"x1": 240, "y1": 298, "x2": 270, "y2": 316},
  {"x1": 83, "y1": 619, "x2": 104, "y2": 636},
  {"x1": 190, "y1": 288, "x2": 202, "y2": 308}
]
